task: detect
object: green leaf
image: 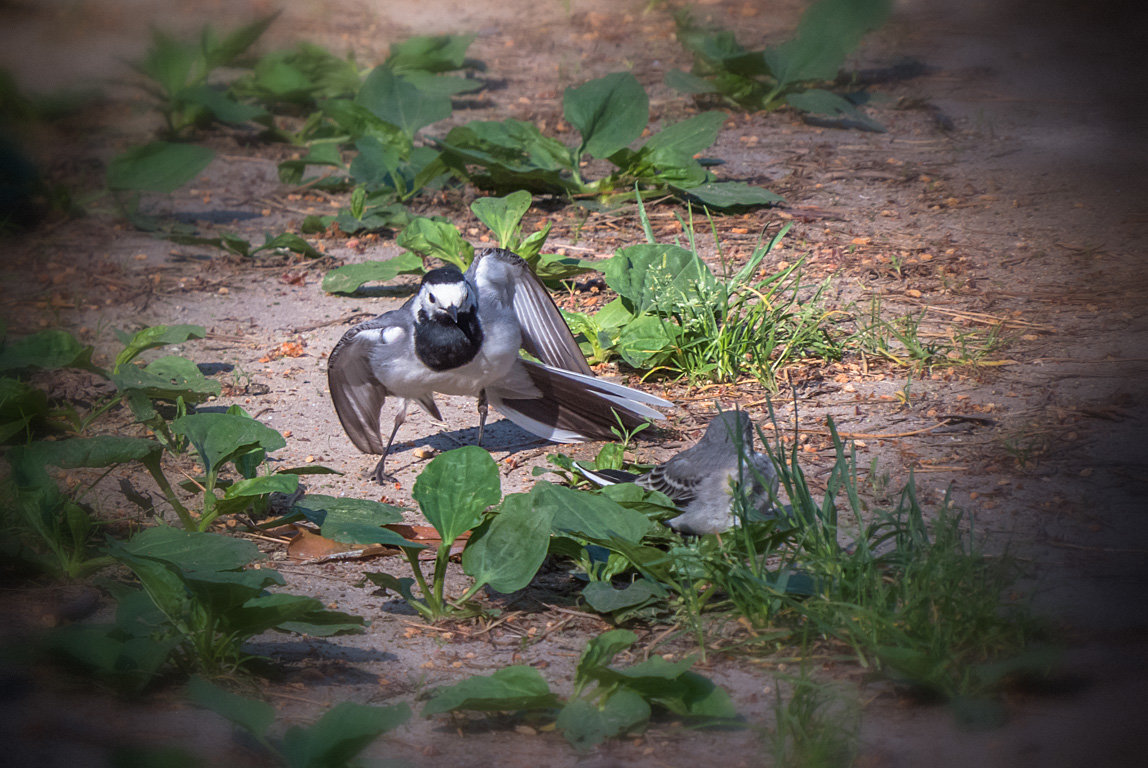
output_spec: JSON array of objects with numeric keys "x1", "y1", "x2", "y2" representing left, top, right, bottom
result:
[
  {"x1": 785, "y1": 88, "x2": 885, "y2": 132},
  {"x1": 614, "y1": 314, "x2": 675, "y2": 369},
  {"x1": 556, "y1": 689, "x2": 650, "y2": 751},
  {"x1": 386, "y1": 34, "x2": 475, "y2": 73},
  {"x1": 113, "y1": 324, "x2": 206, "y2": 372},
  {"x1": 664, "y1": 68, "x2": 719, "y2": 95},
  {"x1": 575, "y1": 629, "x2": 637, "y2": 684},
  {"x1": 111, "y1": 355, "x2": 221, "y2": 402},
  {"x1": 581, "y1": 578, "x2": 668, "y2": 615},
  {"x1": 0, "y1": 329, "x2": 95, "y2": 372},
  {"x1": 422, "y1": 665, "x2": 559, "y2": 716},
  {"x1": 107, "y1": 142, "x2": 215, "y2": 193},
  {"x1": 291, "y1": 494, "x2": 412, "y2": 549},
  {"x1": 356, "y1": 66, "x2": 452, "y2": 138},
  {"x1": 322, "y1": 252, "x2": 425, "y2": 294},
  {"x1": 187, "y1": 675, "x2": 276, "y2": 739},
  {"x1": 222, "y1": 474, "x2": 299, "y2": 499},
  {"x1": 463, "y1": 492, "x2": 554, "y2": 594},
  {"x1": 230, "y1": 592, "x2": 364, "y2": 637},
  {"x1": 0, "y1": 378, "x2": 49, "y2": 443},
  {"x1": 179, "y1": 84, "x2": 267, "y2": 124},
  {"x1": 602, "y1": 243, "x2": 715, "y2": 314},
  {"x1": 395, "y1": 216, "x2": 473, "y2": 270},
  {"x1": 438, "y1": 120, "x2": 574, "y2": 195},
  {"x1": 319, "y1": 99, "x2": 409, "y2": 146},
  {"x1": 644, "y1": 111, "x2": 727, "y2": 162},
  {"x1": 205, "y1": 13, "x2": 278, "y2": 69},
  {"x1": 166, "y1": 231, "x2": 254, "y2": 257},
  {"x1": 11, "y1": 437, "x2": 163, "y2": 488},
  {"x1": 531, "y1": 252, "x2": 597, "y2": 282},
  {"x1": 172, "y1": 412, "x2": 286, "y2": 476},
  {"x1": 470, "y1": 190, "x2": 531, "y2": 249},
  {"x1": 412, "y1": 446, "x2": 501, "y2": 545},
  {"x1": 564, "y1": 72, "x2": 649, "y2": 160},
  {"x1": 282, "y1": 702, "x2": 411, "y2": 768},
  {"x1": 674, "y1": 180, "x2": 784, "y2": 209},
  {"x1": 534, "y1": 482, "x2": 652, "y2": 543},
  {"x1": 764, "y1": 0, "x2": 891, "y2": 87},
  {"x1": 123, "y1": 526, "x2": 261, "y2": 572},
  {"x1": 254, "y1": 232, "x2": 323, "y2": 258}
]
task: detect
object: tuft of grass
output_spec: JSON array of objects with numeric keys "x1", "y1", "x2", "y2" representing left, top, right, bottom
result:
[{"x1": 769, "y1": 664, "x2": 859, "y2": 768}]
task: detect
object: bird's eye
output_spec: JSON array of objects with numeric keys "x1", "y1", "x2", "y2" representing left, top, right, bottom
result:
[{"x1": 428, "y1": 293, "x2": 436, "y2": 304}]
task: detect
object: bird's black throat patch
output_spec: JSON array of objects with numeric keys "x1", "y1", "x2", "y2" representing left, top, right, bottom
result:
[{"x1": 414, "y1": 307, "x2": 484, "y2": 371}]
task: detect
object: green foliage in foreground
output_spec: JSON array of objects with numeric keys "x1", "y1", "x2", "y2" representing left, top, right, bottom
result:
[
  {"x1": 423, "y1": 628, "x2": 738, "y2": 750},
  {"x1": 668, "y1": 0, "x2": 890, "y2": 131},
  {"x1": 188, "y1": 676, "x2": 410, "y2": 768},
  {"x1": 48, "y1": 527, "x2": 363, "y2": 688}
]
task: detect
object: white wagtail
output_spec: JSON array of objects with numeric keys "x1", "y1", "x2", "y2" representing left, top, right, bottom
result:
[
  {"x1": 327, "y1": 247, "x2": 673, "y2": 483},
  {"x1": 578, "y1": 410, "x2": 778, "y2": 535}
]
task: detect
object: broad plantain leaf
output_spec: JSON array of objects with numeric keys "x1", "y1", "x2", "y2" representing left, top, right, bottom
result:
[
  {"x1": 0, "y1": 329, "x2": 95, "y2": 372},
  {"x1": 673, "y1": 181, "x2": 784, "y2": 209},
  {"x1": 282, "y1": 702, "x2": 411, "y2": 768},
  {"x1": 556, "y1": 690, "x2": 650, "y2": 751},
  {"x1": 564, "y1": 72, "x2": 649, "y2": 160},
  {"x1": 423, "y1": 665, "x2": 559, "y2": 716},
  {"x1": 412, "y1": 445, "x2": 501, "y2": 545},
  {"x1": 535, "y1": 481, "x2": 651, "y2": 543},
  {"x1": 463, "y1": 491, "x2": 554, "y2": 594},
  {"x1": 106, "y1": 142, "x2": 215, "y2": 193},
  {"x1": 356, "y1": 66, "x2": 452, "y2": 138},
  {"x1": 172, "y1": 412, "x2": 285, "y2": 475},
  {"x1": 187, "y1": 675, "x2": 276, "y2": 739}
]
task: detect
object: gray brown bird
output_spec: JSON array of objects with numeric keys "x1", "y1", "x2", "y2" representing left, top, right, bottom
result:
[{"x1": 578, "y1": 410, "x2": 778, "y2": 534}]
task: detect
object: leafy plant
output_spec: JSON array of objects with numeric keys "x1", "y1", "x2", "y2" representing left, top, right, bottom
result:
[
  {"x1": 322, "y1": 190, "x2": 593, "y2": 294},
  {"x1": 563, "y1": 205, "x2": 841, "y2": 385},
  {"x1": 129, "y1": 14, "x2": 276, "y2": 136},
  {"x1": 231, "y1": 42, "x2": 364, "y2": 111},
  {"x1": 168, "y1": 407, "x2": 301, "y2": 531},
  {"x1": 439, "y1": 71, "x2": 782, "y2": 208},
  {"x1": 364, "y1": 446, "x2": 502, "y2": 621},
  {"x1": 423, "y1": 628, "x2": 738, "y2": 750},
  {"x1": 667, "y1": 0, "x2": 890, "y2": 131},
  {"x1": 166, "y1": 230, "x2": 323, "y2": 260},
  {"x1": 188, "y1": 676, "x2": 410, "y2": 768},
  {"x1": 49, "y1": 527, "x2": 363, "y2": 686}
]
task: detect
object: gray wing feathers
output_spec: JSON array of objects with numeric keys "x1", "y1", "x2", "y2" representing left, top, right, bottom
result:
[
  {"x1": 470, "y1": 248, "x2": 593, "y2": 375},
  {"x1": 327, "y1": 328, "x2": 389, "y2": 455},
  {"x1": 489, "y1": 360, "x2": 669, "y2": 442}
]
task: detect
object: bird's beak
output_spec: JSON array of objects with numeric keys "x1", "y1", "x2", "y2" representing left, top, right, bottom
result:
[{"x1": 447, "y1": 306, "x2": 458, "y2": 323}]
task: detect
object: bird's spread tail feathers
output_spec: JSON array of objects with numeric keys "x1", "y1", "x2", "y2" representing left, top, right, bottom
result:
[{"x1": 489, "y1": 360, "x2": 670, "y2": 443}]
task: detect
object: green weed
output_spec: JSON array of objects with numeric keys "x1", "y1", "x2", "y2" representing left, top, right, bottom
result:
[{"x1": 668, "y1": 0, "x2": 890, "y2": 131}]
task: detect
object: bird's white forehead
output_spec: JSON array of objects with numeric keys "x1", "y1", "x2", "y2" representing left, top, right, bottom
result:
[{"x1": 424, "y1": 281, "x2": 470, "y2": 308}]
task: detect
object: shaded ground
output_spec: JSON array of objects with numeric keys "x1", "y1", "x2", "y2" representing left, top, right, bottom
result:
[{"x1": 1, "y1": 0, "x2": 1147, "y2": 765}]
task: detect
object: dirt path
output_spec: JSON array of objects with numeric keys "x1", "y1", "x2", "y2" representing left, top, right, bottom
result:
[{"x1": 1, "y1": 0, "x2": 1146, "y2": 765}]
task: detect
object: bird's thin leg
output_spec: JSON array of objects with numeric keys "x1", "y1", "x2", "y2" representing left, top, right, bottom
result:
[
  {"x1": 476, "y1": 389, "x2": 489, "y2": 446},
  {"x1": 372, "y1": 402, "x2": 409, "y2": 484}
]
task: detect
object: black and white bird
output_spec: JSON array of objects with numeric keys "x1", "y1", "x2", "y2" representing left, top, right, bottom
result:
[
  {"x1": 327, "y1": 247, "x2": 673, "y2": 483},
  {"x1": 577, "y1": 410, "x2": 779, "y2": 535}
]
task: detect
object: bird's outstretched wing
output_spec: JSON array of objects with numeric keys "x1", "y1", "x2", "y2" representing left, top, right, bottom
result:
[
  {"x1": 328, "y1": 313, "x2": 443, "y2": 455},
  {"x1": 468, "y1": 247, "x2": 593, "y2": 375}
]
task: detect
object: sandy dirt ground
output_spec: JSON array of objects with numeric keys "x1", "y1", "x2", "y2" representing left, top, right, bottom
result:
[{"x1": 1, "y1": 0, "x2": 1147, "y2": 765}]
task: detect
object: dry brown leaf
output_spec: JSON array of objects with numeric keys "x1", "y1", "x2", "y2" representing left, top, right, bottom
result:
[{"x1": 287, "y1": 526, "x2": 352, "y2": 560}]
